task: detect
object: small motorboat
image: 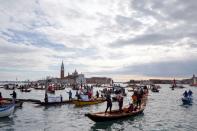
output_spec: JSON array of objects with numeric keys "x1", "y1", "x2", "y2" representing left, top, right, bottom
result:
[
  {"x1": 0, "y1": 103, "x2": 15, "y2": 117},
  {"x1": 182, "y1": 97, "x2": 193, "y2": 104}
]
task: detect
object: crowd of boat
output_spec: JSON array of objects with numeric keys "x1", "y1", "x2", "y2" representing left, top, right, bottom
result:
[{"x1": 0, "y1": 80, "x2": 195, "y2": 122}]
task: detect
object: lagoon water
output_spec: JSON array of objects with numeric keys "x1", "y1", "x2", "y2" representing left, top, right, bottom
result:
[{"x1": 0, "y1": 85, "x2": 197, "y2": 131}]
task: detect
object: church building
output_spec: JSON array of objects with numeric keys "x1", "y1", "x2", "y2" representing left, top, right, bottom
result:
[{"x1": 60, "y1": 61, "x2": 86, "y2": 85}]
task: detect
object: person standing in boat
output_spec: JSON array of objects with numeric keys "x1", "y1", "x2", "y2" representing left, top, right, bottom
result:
[
  {"x1": 105, "y1": 93, "x2": 112, "y2": 113},
  {"x1": 188, "y1": 90, "x2": 193, "y2": 97},
  {"x1": 96, "y1": 91, "x2": 99, "y2": 98},
  {"x1": 136, "y1": 88, "x2": 142, "y2": 109},
  {"x1": 132, "y1": 91, "x2": 137, "y2": 105},
  {"x1": 118, "y1": 95, "x2": 123, "y2": 112},
  {"x1": 183, "y1": 90, "x2": 188, "y2": 98},
  {"x1": 68, "y1": 90, "x2": 72, "y2": 101},
  {"x1": 60, "y1": 94, "x2": 63, "y2": 102},
  {"x1": 75, "y1": 90, "x2": 79, "y2": 99},
  {"x1": 0, "y1": 92, "x2": 2, "y2": 101},
  {"x1": 44, "y1": 93, "x2": 48, "y2": 103},
  {"x1": 10, "y1": 90, "x2": 17, "y2": 102}
]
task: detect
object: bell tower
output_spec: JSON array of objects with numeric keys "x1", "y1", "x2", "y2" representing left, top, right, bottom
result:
[{"x1": 60, "y1": 61, "x2": 64, "y2": 79}]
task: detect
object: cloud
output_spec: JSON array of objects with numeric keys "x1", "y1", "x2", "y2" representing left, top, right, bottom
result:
[
  {"x1": 96, "y1": 59, "x2": 197, "y2": 78},
  {"x1": 0, "y1": 0, "x2": 197, "y2": 81},
  {"x1": 1, "y1": 29, "x2": 66, "y2": 50}
]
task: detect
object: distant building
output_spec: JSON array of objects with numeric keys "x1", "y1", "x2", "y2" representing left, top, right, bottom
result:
[
  {"x1": 60, "y1": 61, "x2": 64, "y2": 79},
  {"x1": 60, "y1": 61, "x2": 86, "y2": 85},
  {"x1": 149, "y1": 79, "x2": 172, "y2": 84},
  {"x1": 191, "y1": 74, "x2": 197, "y2": 86},
  {"x1": 86, "y1": 77, "x2": 112, "y2": 85}
]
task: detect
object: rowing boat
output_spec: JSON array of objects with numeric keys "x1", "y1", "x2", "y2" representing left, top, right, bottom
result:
[
  {"x1": 20, "y1": 89, "x2": 31, "y2": 92},
  {"x1": 1, "y1": 100, "x2": 23, "y2": 108},
  {"x1": 73, "y1": 98, "x2": 105, "y2": 106},
  {"x1": 182, "y1": 97, "x2": 193, "y2": 104},
  {"x1": 34, "y1": 100, "x2": 78, "y2": 106},
  {"x1": 85, "y1": 93, "x2": 148, "y2": 122},
  {"x1": 85, "y1": 105, "x2": 145, "y2": 122},
  {"x1": 0, "y1": 103, "x2": 15, "y2": 117}
]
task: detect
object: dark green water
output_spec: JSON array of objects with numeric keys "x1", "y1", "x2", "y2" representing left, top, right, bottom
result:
[{"x1": 0, "y1": 85, "x2": 196, "y2": 131}]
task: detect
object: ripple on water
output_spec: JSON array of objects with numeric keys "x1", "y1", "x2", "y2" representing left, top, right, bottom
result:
[{"x1": 0, "y1": 85, "x2": 197, "y2": 131}]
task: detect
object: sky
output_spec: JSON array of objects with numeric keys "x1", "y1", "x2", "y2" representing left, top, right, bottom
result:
[{"x1": 0, "y1": 0, "x2": 197, "y2": 81}]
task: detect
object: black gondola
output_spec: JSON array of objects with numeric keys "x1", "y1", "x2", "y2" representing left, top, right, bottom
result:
[
  {"x1": 34, "y1": 100, "x2": 76, "y2": 106},
  {"x1": 85, "y1": 106, "x2": 145, "y2": 122}
]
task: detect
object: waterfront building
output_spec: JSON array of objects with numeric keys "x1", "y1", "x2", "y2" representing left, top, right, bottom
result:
[
  {"x1": 60, "y1": 61, "x2": 64, "y2": 79},
  {"x1": 191, "y1": 74, "x2": 197, "y2": 86},
  {"x1": 60, "y1": 61, "x2": 86, "y2": 85},
  {"x1": 86, "y1": 77, "x2": 112, "y2": 85}
]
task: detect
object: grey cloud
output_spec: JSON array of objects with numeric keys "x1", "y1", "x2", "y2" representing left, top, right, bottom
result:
[
  {"x1": 0, "y1": 29, "x2": 66, "y2": 50},
  {"x1": 110, "y1": 29, "x2": 197, "y2": 47},
  {"x1": 116, "y1": 59, "x2": 197, "y2": 77},
  {"x1": 105, "y1": 0, "x2": 196, "y2": 48},
  {"x1": 94, "y1": 59, "x2": 197, "y2": 78},
  {"x1": 110, "y1": 33, "x2": 171, "y2": 47},
  {"x1": 115, "y1": 15, "x2": 143, "y2": 31}
]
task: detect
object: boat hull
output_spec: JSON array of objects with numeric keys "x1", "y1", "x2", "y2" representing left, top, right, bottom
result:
[
  {"x1": 34, "y1": 100, "x2": 77, "y2": 106},
  {"x1": 182, "y1": 97, "x2": 193, "y2": 104},
  {"x1": 85, "y1": 93, "x2": 148, "y2": 122},
  {"x1": 74, "y1": 99, "x2": 105, "y2": 106},
  {"x1": 151, "y1": 89, "x2": 159, "y2": 92},
  {"x1": 85, "y1": 107, "x2": 144, "y2": 122},
  {"x1": 0, "y1": 104, "x2": 15, "y2": 117},
  {"x1": 20, "y1": 89, "x2": 31, "y2": 92}
]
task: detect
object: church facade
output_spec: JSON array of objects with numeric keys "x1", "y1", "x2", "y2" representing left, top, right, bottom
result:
[{"x1": 60, "y1": 61, "x2": 86, "y2": 85}]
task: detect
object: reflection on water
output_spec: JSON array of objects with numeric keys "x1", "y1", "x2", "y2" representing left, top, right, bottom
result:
[
  {"x1": 0, "y1": 117, "x2": 14, "y2": 126},
  {"x1": 90, "y1": 113, "x2": 144, "y2": 131},
  {"x1": 91, "y1": 121, "x2": 114, "y2": 130},
  {"x1": 0, "y1": 85, "x2": 197, "y2": 131}
]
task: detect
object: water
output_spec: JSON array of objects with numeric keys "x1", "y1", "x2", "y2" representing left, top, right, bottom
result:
[{"x1": 0, "y1": 85, "x2": 197, "y2": 131}]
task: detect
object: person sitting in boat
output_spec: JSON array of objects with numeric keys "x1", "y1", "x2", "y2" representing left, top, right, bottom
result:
[
  {"x1": 188, "y1": 90, "x2": 193, "y2": 97},
  {"x1": 105, "y1": 93, "x2": 112, "y2": 114},
  {"x1": 132, "y1": 91, "x2": 137, "y2": 105},
  {"x1": 10, "y1": 90, "x2": 17, "y2": 102},
  {"x1": 88, "y1": 91, "x2": 92, "y2": 99},
  {"x1": 183, "y1": 90, "x2": 188, "y2": 98},
  {"x1": 133, "y1": 105, "x2": 138, "y2": 111},
  {"x1": 127, "y1": 103, "x2": 134, "y2": 112},
  {"x1": 96, "y1": 91, "x2": 99, "y2": 98}
]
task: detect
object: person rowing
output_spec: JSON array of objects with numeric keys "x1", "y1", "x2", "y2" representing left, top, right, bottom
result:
[
  {"x1": 10, "y1": 90, "x2": 17, "y2": 102},
  {"x1": 105, "y1": 93, "x2": 112, "y2": 114}
]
